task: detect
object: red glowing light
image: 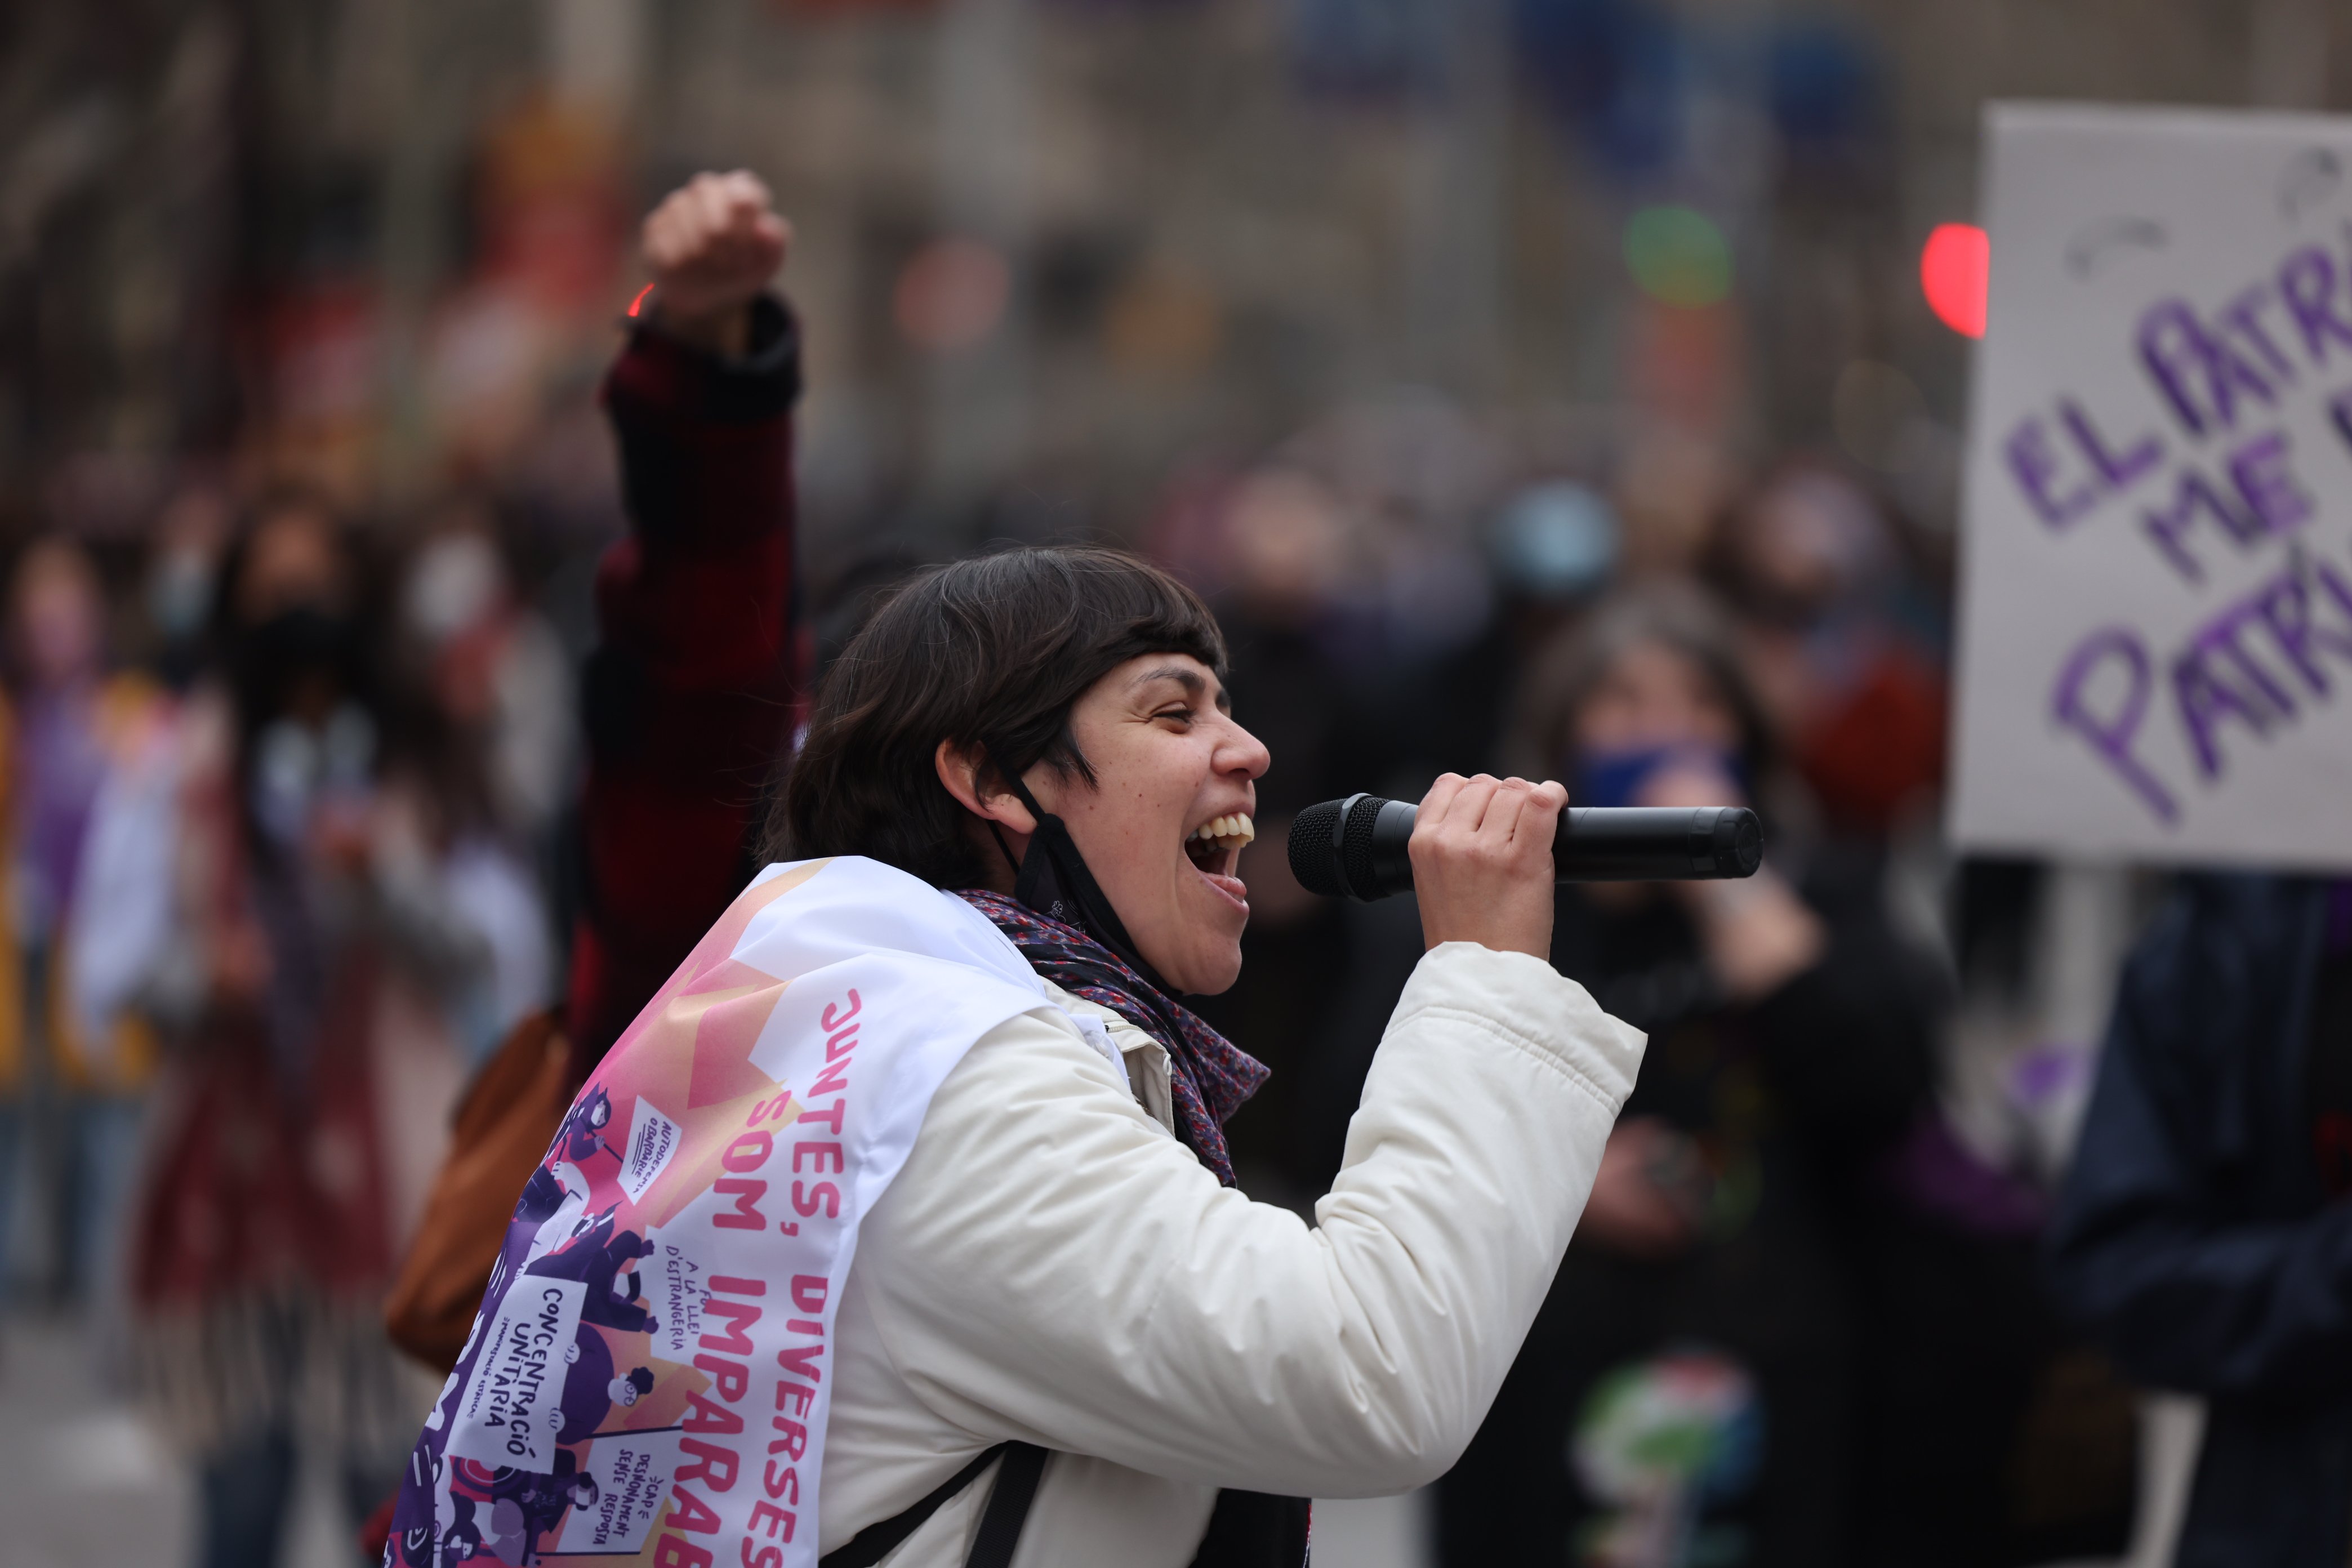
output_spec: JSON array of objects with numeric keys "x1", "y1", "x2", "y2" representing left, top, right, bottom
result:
[
  {"x1": 626, "y1": 282, "x2": 655, "y2": 319},
  {"x1": 1920, "y1": 224, "x2": 1988, "y2": 339}
]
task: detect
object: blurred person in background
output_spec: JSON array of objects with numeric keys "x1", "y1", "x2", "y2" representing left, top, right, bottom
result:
[
  {"x1": 1438, "y1": 583, "x2": 1937, "y2": 1568},
  {"x1": 2, "y1": 538, "x2": 162, "y2": 1320},
  {"x1": 56, "y1": 491, "x2": 230, "y2": 1321},
  {"x1": 72, "y1": 491, "x2": 483, "y2": 1567},
  {"x1": 1710, "y1": 461, "x2": 2138, "y2": 1560},
  {"x1": 1708, "y1": 461, "x2": 1946, "y2": 846},
  {"x1": 388, "y1": 514, "x2": 566, "y2": 1065},
  {"x1": 399, "y1": 500, "x2": 573, "y2": 851},
  {"x1": 565, "y1": 168, "x2": 801, "y2": 1082},
  {"x1": 139, "y1": 482, "x2": 235, "y2": 694},
  {"x1": 1368, "y1": 476, "x2": 1625, "y2": 806},
  {"x1": 0, "y1": 616, "x2": 19, "y2": 1298},
  {"x1": 2050, "y1": 876, "x2": 2352, "y2": 1567},
  {"x1": 1487, "y1": 481, "x2": 1620, "y2": 634},
  {"x1": 10, "y1": 542, "x2": 112, "y2": 957}
]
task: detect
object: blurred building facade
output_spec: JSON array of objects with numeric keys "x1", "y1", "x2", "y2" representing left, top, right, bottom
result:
[{"x1": 2, "y1": 0, "x2": 2342, "y2": 560}]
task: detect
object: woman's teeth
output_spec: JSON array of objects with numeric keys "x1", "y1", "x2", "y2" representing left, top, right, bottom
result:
[{"x1": 1188, "y1": 813, "x2": 1255, "y2": 852}]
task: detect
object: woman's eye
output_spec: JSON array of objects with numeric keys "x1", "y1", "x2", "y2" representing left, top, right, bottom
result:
[{"x1": 1154, "y1": 706, "x2": 1193, "y2": 725}]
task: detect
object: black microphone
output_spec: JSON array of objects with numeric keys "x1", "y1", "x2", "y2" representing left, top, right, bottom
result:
[{"x1": 1288, "y1": 794, "x2": 1763, "y2": 901}]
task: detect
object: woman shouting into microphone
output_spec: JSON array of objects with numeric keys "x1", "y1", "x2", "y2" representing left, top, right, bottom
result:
[{"x1": 387, "y1": 548, "x2": 1642, "y2": 1568}]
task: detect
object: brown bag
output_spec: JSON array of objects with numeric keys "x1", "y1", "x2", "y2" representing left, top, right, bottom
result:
[{"x1": 384, "y1": 1008, "x2": 574, "y2": 1373}]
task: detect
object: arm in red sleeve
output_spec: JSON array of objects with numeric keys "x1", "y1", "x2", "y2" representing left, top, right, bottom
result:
[{"x1": 568, "y1": 295, "x2": 802, "y2": 1070}]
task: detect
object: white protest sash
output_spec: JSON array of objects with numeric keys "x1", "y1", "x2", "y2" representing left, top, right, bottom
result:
[{"x1": 385, "y1": 856, "x2": 1050, "y2": 1568}]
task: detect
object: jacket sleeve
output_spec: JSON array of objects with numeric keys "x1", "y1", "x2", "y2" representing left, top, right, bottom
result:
[
  {"x1": 568, "y1": 297, "x2": 802, "y2": 1066},
  {"x1": 850, "y1": 941, "x2": 1645, "y2": 1498},
  {"x1": 2047, "y1": 898, "x2": 2352, "y2": 1404}
]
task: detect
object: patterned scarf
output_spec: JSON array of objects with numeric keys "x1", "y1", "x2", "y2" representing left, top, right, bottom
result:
[{"x1": 960, "y1": 889, "x2": 1268, "y2": 1186}]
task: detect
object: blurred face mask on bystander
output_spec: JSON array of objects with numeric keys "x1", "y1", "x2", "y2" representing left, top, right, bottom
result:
[
  {"x1": 1570, "y1": 636, "x2": 1748, "y2": 808},
  {"x1": 1574, "y1": 636, "x2": 1741, "y2": 764}
]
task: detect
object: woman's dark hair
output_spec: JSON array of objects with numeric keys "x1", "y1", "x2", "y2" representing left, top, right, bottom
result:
[{"x1": 771, "y1": 546, "x2": 1227, "y2": 888}]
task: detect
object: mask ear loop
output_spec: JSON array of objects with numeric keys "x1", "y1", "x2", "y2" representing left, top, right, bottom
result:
[
  {"x1": 985, "y1": 820, "x2": 1023, "y2": 884},
  {"x1": 995, "y1": 761, "x2": 1051, "y2": 822},
  {"x1": 978, "y1": 746, "x2": 1034, "y2": 885}
]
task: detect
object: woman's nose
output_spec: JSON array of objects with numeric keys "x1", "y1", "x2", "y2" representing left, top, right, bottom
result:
[{"x1": 1222, "y1": 718, "x2": 1272, "y2": 779}]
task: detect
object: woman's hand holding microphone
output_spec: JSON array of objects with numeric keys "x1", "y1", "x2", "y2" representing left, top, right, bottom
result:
[{"x1": 1409, "y1": 773, "x2": 1571, "y2": 960}]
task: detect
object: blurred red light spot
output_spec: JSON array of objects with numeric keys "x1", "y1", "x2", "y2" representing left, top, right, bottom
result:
[
  {"x1": 1921, "y1": 223, "x2": 1988, "y2": 338},
  {"x1": 626, "y1": 282, "x2": 654, "y2": 319}
]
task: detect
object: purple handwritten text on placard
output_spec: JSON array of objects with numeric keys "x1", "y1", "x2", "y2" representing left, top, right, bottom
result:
[
  {"x1": 2329, "y1": 386, "x2": 2352, "y2": 449},
  {"x1": 2249, "y1": 553, "x2": 2352, "y2": 702},
  {"x1": 2135, "y1": 239, "x2": 2352, "y2": 444},
  {"x1": 2139, "y1": 429, "x2": 2313, "y2": 583},
  {"x1": 2006, "y1": 400, "x2": 2167, "y2": 531},
  {"x1": 2278, "y1": 245, "x2": 2352, "y2": 366},
  {"x1": 2175, "y1": 554, "x2": 2352, "y2": 782},
  {"x1": 2006, "y1": 416, "x2": 2097, "y2": 528},
  {"x1": 2228, "y1": 432, "x2": 2314, "y2": 538},
  {"x1": 2175, "y1": 614, "x2": 2292, "y2": 779},
  {"x1": 2139, "y1": 299, "x2": 2280, "y2": 438},
  {"x1": 2051, "y1": 627, "x2": 2178, "y2": 822},
  {"x1": 2053, "y1": 545, "x2": 2352, "y2": 819},
  {"x1": 2060, "y1": 398, "x2": 2163, "y2": 488},
  {"x1": 2141, "y1": 467, "x2": 2253, "y2": 583},
  {"x1": 2220, "y1": 284, "x2": 2301, "y2": 384}
]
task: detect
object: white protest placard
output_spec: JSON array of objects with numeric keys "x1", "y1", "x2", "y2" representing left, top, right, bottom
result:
[
  {"x1": 447, "y1": 1277, "x2": 585, "y2": 1473},
  {"x1": 544, "y1": 1428, "x2": 687, "y2": 1556},
  {"x1": 1950, "y1": 103, "x2": 2352, "y2": 868}
]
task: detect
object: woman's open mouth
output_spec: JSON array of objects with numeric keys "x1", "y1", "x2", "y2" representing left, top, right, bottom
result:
[{"x1": 1183, "y1": 813, "x2": 1254, "y2": 903}]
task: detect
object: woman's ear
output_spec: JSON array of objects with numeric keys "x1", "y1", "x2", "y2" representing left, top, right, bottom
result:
[{"x1": 934, "y1": 740, "x2": 1040, "y2": 834}]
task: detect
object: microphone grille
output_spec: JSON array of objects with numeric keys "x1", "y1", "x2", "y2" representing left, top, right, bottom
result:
[
  {"x1": 1340, "y1": 796, "x2": 1386, "y2": 898},
  {"x1": 1288, "y1": 800, "x2": 1346, "y2": 897}
]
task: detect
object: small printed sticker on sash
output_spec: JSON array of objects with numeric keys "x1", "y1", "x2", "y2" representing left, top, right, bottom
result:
[{"x1": 620, "y1": 1098, "x2": 683, "y2": 1202}]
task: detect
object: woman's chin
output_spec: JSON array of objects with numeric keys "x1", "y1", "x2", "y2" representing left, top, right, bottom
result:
[
  {"x1": 1153, "y1": 878, "x2": 1249, "y2": 994},
  {"x1": 1174, "y1": 938, "x2": 1246, "y2": 996}
]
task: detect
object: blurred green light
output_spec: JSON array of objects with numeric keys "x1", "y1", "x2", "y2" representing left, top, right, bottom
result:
[{"x1": 1623, "y1": 206, "x2": 1732, "y2": 308}]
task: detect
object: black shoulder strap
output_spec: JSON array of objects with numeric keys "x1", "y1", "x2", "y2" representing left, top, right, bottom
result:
[
  {"x1": 966, "y1": 1442, "x2": 1048, "y2": 1568},
  {"x1": 818, "y1": 1442, "x2": 1050, "y2": 1568},
  {"x1": 818, "y1": 1449, "x2": 1303, "y2": 1568},
  {"x1": 1187, "y1": 1490, "x2": 1313, "y2": 1567}
]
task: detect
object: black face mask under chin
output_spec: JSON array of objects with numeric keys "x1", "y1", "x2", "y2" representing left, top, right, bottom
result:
[{"x1": 989, "y1": 769, "x2": 1175, "y2": 995}]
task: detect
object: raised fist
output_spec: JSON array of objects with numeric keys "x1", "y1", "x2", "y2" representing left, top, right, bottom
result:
[{"x1": 640, "y1": 170, "x2": 791, "y2": 356}]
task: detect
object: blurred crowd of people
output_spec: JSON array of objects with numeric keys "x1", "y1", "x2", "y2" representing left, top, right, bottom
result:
[
  {"x1": 0, "y1": 169, "x2": 2225, "y2": 1568},
  {"x1": 0, "y1": 479, "x2": 578, "y2": 1560}
]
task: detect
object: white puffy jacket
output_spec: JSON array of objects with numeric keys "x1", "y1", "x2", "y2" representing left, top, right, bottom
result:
[{"x1": 818, "y1": 940, "x2": 1645, "y2": 1566}]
